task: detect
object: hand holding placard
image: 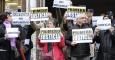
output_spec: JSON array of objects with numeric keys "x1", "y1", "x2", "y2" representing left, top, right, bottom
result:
[
  {"x1": 6, "y1": 28, "x2": 20, "y2": 38},
  {"x1": 97, "y1": 19, "x2": 111, "y2": 30}
]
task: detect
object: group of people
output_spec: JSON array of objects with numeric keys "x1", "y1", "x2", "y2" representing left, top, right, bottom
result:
[
  {"x1": 0, "y1": 12, "x2": 34, "y2": 60},
  {"x1": 0, "y1": 10, "x2": 115, "y2": 60},
  {"x1": 63, "y1": 10, "x2": 115, "y2": 60}
]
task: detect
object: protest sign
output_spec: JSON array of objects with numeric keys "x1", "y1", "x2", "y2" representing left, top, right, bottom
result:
[
  {"x1": 31, "y1": 7, "x2": 49, "y2": 21},
  {"x1": 92, "y1": 16, "x2": 103, "y2": 26},
  {"x1": 6, "y1": 28, "x2": 19, "y2": 38},
  {"x1": 66, "y1": 6, "x2": 86, "y2": 20},
  {"x1": 31, "y1": 7, "x2": 48, "y2": 13},
  {"x1": 11, "y1": 12, "x2": 30, "y2": 25},
  {"x1": 72, "y1": 28, "x2": 93, "y2": 43},
  {"x1": 97, "y1": 19, "x2": 111, "y2": 30},
  {"x1": 39, "y1": 28, "x2": 61, "y2": 43},
  {"x1": 53, "y1": 0, "x2": 72, "y2": 9}
]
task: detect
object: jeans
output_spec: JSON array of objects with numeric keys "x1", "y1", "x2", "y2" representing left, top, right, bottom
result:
[{"x1": 25, "y1": 50, "x2": 31, "y2": 60}]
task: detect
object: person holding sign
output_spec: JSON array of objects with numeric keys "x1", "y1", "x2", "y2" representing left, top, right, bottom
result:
[
  {"x1": 20, "y1": 24, "x2": 35, "y2": 60},
  {"x1": 37, "y1": 20, "x2": 65, "y2": 60},
  {"x1": 93, "y1": 17, "x2": 115, "y2": 60},
  {"x1": 0, "y1": 12, "x2": 22, "y2": 60},
  {"x1": 66, "y1": 13, "x2": 91, "y2": 60}
]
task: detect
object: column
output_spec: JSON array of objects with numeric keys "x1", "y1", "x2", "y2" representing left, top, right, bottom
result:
[
  {"x1": 22, "y1": 0, "x2": 26, "y2": 12},
  {"x1": 0, "y1": 0, "x2": 5, "y2": 13}
]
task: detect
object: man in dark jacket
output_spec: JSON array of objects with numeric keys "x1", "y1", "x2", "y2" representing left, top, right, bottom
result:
[
  {"x1": 93, "y1": 19, "x2": 115, "y2": 60},
  {"x1": 66, "y1": 13, "x2": 91, "y2": 60}
]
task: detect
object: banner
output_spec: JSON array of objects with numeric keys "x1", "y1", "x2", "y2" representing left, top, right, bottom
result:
[
  {"x1": 92, "y1": 16, "x2": 103, "y2": 26},
  {"x1": 11, "y1": 12, "x2": 30, "y2": 25},
  {"x1": 6, "y1": 28, "x2": 19, "y2": 38},
  {"x1": 97, "y1": 19, "x2": 111, "y2": 30},
  {"x1": 72, "y1": 28, "x2": 93, "y2": 43},
  {"x1": 66, "y1": 6, "x2": 86, "y2": 20},
  {"x1": 31, "y1": 7, "x2": 49, "y2": 21},
  {"x1": 53, "y1": 0, "x2": 72, "y2": 9},
  {"x1": 39, "y1": 28, "x2": 61, "y2": 43}
]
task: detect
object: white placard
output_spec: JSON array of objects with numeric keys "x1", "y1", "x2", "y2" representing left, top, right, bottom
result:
[
  {"x1": 72, "y1": 28, "x2": 93, "y2": 43},
  {"x1": 6, "y1": 28, "x2": 19, "y2": 38},
  {"x1": 39, "y1": 28, "x2": 61, "y2": 43},
  {"x1": 11, "y1": 12, "x2": 30, "y2": 25},
  {"x1": 65, "y1": 11, "x2": 77, "y2": 20},
  {"x1": 31, "y1": 7, "x2": 49, "y2": 21},
  {"x1": 66, "y1": 6, "x2": 86, "y2": 20},
  {"x1": 31, "y1": 13, "x2": 49, "y2": 21},
  {"x1": 92, "y1": 16, "x2": 103, "y2": 26},
  {"x1": 24, "y1": 39, "x2": 30, "y2": 45},
  {"x1": 53, "y1": 0, "x2": 71, "y2": 9},
  {"x1": 97, "y1": 19, "x2": 111, "y2": 30}
]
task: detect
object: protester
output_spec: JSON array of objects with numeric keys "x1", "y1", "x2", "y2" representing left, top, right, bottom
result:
[
  {"x1": 86, "y1": 10, "x2": 97, "y2": 60},
  {"x1": 93, "y1": 17, "x2": 115, "y2": 60},
  {"x1": 37, "y1": 20, "x2": 65, "y2": 60},
  {"x1": 22, "y1": 23, "x2": 35, "y2": 60},
  {"x1": 0, "y1": 12, "x2": 22, "y2": 60},
  {"x1": 63, "y1": 12, "x2": 76, "y2": 60},
  {"x1": 85, "y1": 9, "x2": 94, "y2": 27},
  {"x1": 66, "y1": 13, "x2": 91, "y2": 60}
]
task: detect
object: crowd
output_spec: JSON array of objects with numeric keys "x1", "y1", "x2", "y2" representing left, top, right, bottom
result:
[{"x1": 0, "y1": 9, "x2": 115, "y2": 60}]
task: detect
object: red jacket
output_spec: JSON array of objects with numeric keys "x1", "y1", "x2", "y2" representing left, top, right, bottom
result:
[{"x1": 37, "y1": 34, "x2": 65, "y2": 60}]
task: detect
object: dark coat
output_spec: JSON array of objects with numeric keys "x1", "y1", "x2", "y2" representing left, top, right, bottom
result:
[
  {"x1": 93, "y1": 30, "x2": 115, "y2": 60},
  {"x1": 0, "y1": 23, "x2": 22, "y2": 60},
  {"x1": 65, "y1": 24, "x2": 90, "y2": 57},
  {"x1": 22, "y1": 25, "x2": 35, "y2": 51},
  {"x1": 94, "y1": 30, "x2": 113, "y2": 52},
  {"x1": 109, "y1": 29, "x2": 115, "y2": 60}
]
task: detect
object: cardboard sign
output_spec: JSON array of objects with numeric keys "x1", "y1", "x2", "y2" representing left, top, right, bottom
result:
[
  {"x1": 31, "y1": 7, "x2": 49, "y2": 21},
  {"x1": 31, "y1": 7, "x2": 48, "y2": 13},
  {"x1": 72, "y1": 28, "x2": 93, "y2": 43},
  {"x1": 6, "y1": 28, "x2": 19, "y2": 38},
  {"x1": 39, "y1": 28, "x2": 61, "y2": 43},
  {"x1": 24, "y1": 39, "x2": 30, "y2": 45},
  {"x1": 11, "y1": 12, "x2": 30, "y2": 25},
  {"x1": 92, "y1": 16, "x2": 103, "y2": 26},
  {"x1": 97, "y1": 19, "x2": 111, "y2": 30},
  {"x1": 53, "y1": 0, "x2": 72, "y2": 9},
  {"x1": 66, "y1": 6, "x2": 86, "y2": 20}
]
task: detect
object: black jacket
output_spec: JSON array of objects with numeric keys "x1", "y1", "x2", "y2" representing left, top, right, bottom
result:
[
  {"x1": 93, "y1": 30, "x2": 115, "y2": 53},
  {"x1": 93, "y1": 30, "x2": 115, "y2": 60},
  {"x1": 0, "y1": 24, "x2": 11, "y2": 51},
  {"x1": 22, "y1": 25, "x2": 35, "y2": 50},
  {"x1": 0, "y1": 24, "x2": 23, "y2": 50},
  {"x1": 66, "y1": 24, "x2": 90, "y2": 57}
]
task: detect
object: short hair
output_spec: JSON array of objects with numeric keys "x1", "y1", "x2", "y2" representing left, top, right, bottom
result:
[
  {"x1": 0, "y1": 12, "x2": 11, "y2": 24},
  {"x1": 0, "y1": 12, "x2": 11, "y2": 23},
  {"x1": 87, "y1": 9, "x2": 94, "y2": 13},
  {"x1": 46, "y1": 19, "x2": 57, "y2": 27}
]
